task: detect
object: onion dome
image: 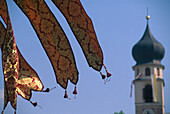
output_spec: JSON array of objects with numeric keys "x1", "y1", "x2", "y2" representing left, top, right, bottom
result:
[{"x1": 132, "y1": 15, "x2": 165, "y2": 65}]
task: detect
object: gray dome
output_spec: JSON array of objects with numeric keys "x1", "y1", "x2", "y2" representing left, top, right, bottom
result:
[{"x1": 132, "y1": 23, "x2": 165, "y2": 65}]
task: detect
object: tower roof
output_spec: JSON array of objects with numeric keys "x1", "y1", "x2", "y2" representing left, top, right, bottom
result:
[{"x1": 132, "y1": 15, "x2": 165, "y2": 65}]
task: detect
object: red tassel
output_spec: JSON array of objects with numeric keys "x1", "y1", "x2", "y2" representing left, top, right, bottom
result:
[
  {"x1": 43, "y1": 88, "x2": 50, "y2": 92},
  {"x1": 73, "y1": 86, "x2": 77, "y2": 95},
  {"x1": 73, "y1": 86, "x2": 77, "y2": 99},
  {"x1": 100, "y1": 72, "x2": 106, "y2": 79},
  {"x1": 106, "y1": 70, "x2": 112, "y2": 77},
  {"x1": 64, "y1": 90, "x2": 68, "y2": 98},
  {"x1": 30, "y1": 101, "x2": 37, "y2": 107},
  {"x1": 103, "y1": 63, "x2": 111, "y2": 78},
  {"x1": 42, "y1": 87, "x2": 56, "y2": 92}
]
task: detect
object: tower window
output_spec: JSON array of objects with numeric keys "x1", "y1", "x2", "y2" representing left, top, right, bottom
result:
[
  {"x1": 143, "y1": 84, "x2": 153, "y2": 102},
  {"x1": 157, "y1": 68, "x2": 160, "y2": 76},
  {"x1": 145, "y1": 67, "x2": 150, "y2": 76}
]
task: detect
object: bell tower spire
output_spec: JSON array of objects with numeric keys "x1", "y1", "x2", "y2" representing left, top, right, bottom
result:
[{"x1": 132, "y1": 11, "x2": 165, "y2": 114}]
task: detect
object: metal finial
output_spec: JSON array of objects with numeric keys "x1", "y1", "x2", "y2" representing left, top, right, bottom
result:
[{"x1": 146, "y1": 7, "x2": 150, "y2": 20}]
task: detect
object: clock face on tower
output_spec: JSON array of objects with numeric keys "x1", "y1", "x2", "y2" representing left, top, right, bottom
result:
[{"x1": 143, "y1": 108, "x2": 154, "y2": 114}]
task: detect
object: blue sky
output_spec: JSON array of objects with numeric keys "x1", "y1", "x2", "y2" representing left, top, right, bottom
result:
[{"x1": 0, "y1": 0, "x2": 170, "y2": 114}]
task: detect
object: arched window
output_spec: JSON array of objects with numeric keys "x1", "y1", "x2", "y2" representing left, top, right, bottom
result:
[
  {"x1": 143, "y1": 85, "x2": 153, "y2": 102},
  {"x1": 145, "y1": 67, "x2": 150, "y2": 76}
]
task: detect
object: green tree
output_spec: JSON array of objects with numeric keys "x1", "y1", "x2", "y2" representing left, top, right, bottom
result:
[{"x1": 114, "y1": 110, "x2": 125, "y2": 114}]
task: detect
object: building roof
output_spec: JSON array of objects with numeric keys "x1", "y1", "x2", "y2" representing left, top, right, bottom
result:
[{"x1": 132, "y1": 16, "x2": 165, "y2": 65}]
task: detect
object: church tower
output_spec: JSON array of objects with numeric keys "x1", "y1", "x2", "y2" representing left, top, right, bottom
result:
[{"x1": 132, "y1": 14, "x2": 165, "y2": 114}]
